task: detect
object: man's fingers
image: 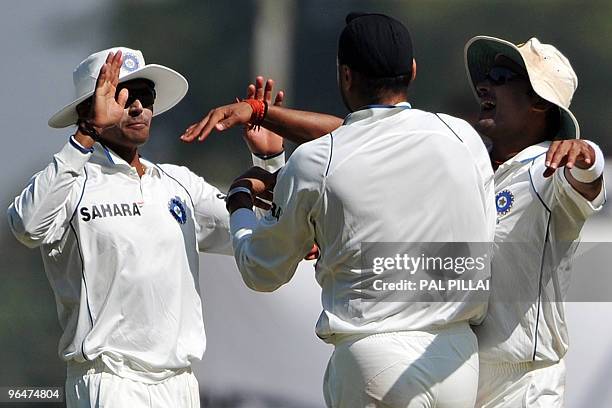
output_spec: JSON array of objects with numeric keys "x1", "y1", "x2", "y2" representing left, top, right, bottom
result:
[
  {"x1": 565, "y1": 144, "x2": 581, "y2": 169},
  {"x1": 255, "y1": 76, "x2": 265, "y2": 100},
  {"x1": 545, "y1": 140, "x2": 561, "y2": 167},
  {"x1": 182, "y1": 103, "x2": 252, "y2": 143},
  {"x1": 544, "y1": 142, "x2": 571, "y2": 177},
  {"x1": 95, "y1": 63, "x2": 107, "y2": 90},
  {"x1": 117, "y1": 88, "x2": 129, "y2": 109},
  {"x1": 110, "y1": 51, "x2": 122, "y2": 87},
  {"x1": 215, "y1": 112, "x2": 243, "y2": 133},
  {"x1": 583, "y1": 143, "x2": 594, "y2": 165},
  {"x1": 549, "y1": 142, "x2": 571, "y2": 170},
  {"x1": 274, "y1": 90, "x2": 284, "y2": 107},
  {"x1": 180, "y1": 110, "x2": 214, "y2": 142},
  {"x1": 264, "y1": 79, "x2": 274, "y2": 103},
  {"x1": 196, "y1": 110, "x2": 226, "y2": 142},
  {"x1": 246, "y1": 84, "x2": 256, "y2": 100},
  {"x1": 198, "y1": 108, "x2": 239, "y2": 142}
]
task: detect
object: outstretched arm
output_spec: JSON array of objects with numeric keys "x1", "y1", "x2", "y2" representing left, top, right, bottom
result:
[
  {"x1": 543, "y1": 139, "x2": 604, "y2": 201},
  {"x1": 180, "y1": 84, "x2": 342, "y2": 145}
]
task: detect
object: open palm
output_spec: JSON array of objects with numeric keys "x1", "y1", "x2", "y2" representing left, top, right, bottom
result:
[
  {"x1": 90, "y1": 50, "x2": 128, "y2": 128},
  {"x1": 243, "y1": 76, "x2": 284, "y2": 156}
]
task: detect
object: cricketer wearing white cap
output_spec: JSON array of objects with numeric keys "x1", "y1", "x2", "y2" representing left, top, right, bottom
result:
[
  {"x1": 7, "y1": 47, "x2": 284, "y2": 407},
  {"x1": 183, "y1": 13, "x2": 496, "y2": 407},
  {"x1": 464, "y1": 37, "x2": 606, "y2": 407}
]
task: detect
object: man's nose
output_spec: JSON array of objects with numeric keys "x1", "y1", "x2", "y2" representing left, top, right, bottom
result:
[
  {"x1": 128, "y1": 99, "x2": 144, "y2": 117},
  {"x1": 476, "y1": 78, "x2": 491, "y2": 97}
]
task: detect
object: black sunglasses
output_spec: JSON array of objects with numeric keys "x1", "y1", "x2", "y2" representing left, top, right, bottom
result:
[
  {"x1": 116, "y1": 79, "x2": 156, "y2": 108},
  {"x1": 485, "y1": 66, "x2": 526, "y2": 86}
]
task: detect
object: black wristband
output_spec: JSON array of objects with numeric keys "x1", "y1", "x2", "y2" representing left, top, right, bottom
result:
[
  {"x1": 253, "y1": 149, "x2": 285, "y2": 160},
  {"x1": 77, "y1": 120, "x2": 102, "y2": 141}
]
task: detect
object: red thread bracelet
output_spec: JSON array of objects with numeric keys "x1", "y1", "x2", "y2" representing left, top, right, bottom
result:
[{"x1": 242, "y1": 99, "x2": 268, "y2": 129}]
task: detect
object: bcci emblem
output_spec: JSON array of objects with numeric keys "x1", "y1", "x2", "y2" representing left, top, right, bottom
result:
[
  {"x1": 168, "y1": 197, "x2": 187, "y2": 224},
  {"x1": 122, "y1": 53, "x2": 140, "y2": 72},
  {"x1": 496, "y1": 189, "x2": 514, "y2": 216}
]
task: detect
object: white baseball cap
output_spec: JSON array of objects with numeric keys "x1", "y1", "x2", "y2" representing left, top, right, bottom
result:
[
  {"x1": 48, "y1": 46, "x2": 188, "y2": 128},
  {"x1": 464, "y1": 36, "x2": 579, "y2": 139}
]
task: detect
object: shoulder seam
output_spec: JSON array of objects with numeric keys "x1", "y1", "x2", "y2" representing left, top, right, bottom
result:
[
  {"x1": 528, "y1": 159, "x2": 552, "y2": 213},
  {"x1": 154, "y1": 164, "x2": 195, "y2": 209},
  {"x1": 434, "y1": 113, "x2": 464, "y2": 143}
]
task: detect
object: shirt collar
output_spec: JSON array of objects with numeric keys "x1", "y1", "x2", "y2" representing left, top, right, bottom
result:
[
  {"x1": 495, "y1": 141, "x2": 551, "y2": 171},
  {"x1": 343, "y1": 102, "x2": 412, "y2": 126},
  {"x1": 90, "y1": 143, "x2": 161, "y2": 177}
]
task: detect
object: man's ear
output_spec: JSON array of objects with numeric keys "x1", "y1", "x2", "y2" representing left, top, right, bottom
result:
[
  {"x1": 339, "y1": 64, "x2": 353, "y2": 91},
  {"x1": 411, "y1": 59, "x2": 417, "y2": 82},
  {"x1": 531, "y1": 95, "x2": 554, "y2": 113}
]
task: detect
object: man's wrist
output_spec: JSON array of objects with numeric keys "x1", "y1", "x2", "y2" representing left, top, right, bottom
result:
[
  {"x1": 226, "y1": 185, "x2": 254, "y2": 214},
  {"x1": 73, "y1": 128, "x2": 97, "y2": 148},
  {"x1": 76, "y1": 119, "x2": 103, "y2": 142},
  {"x1": 227, "y1": 193, "x2": 253, "y2": 214},
  {"x1": 570, "y1": 141, "x2": 604, "y2": 183}
]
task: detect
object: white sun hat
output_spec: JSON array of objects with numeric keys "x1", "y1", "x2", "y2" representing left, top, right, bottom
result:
[
  {"x1": 464, "y1": 36, "x2": 580, "y2": 139},
  {"x1": 48, "y1": 46, "x2": 188, "y2": 128}
]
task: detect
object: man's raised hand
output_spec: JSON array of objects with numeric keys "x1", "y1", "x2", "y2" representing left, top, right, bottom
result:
[
  {"x1": 243, "y1": 76, "x2": 284, "y2": 156},
  {"x1": 88, "y1": 51, "x2": 128, "y2": 129}
]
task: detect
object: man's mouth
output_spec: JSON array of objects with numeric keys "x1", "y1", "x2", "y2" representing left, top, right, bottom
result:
[
  {"x1": 480, "y1": 99, "x2": 496, "y2": 112},
  {"x1": 126, "y1": 122, "x2": 147, "y2": 130}
]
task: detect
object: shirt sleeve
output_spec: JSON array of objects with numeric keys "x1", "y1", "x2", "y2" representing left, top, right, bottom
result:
[
  {"x1": 230, "y1": 139, "x2": 329, "y2": 292},
  {"x1": 166, "y1": 152, "x2": 287, "y2": 256},
  {"x1": 251, "y1": 151, "x2": 286, "y2": 219},
  {"x1": 251, "y1": 151, "x2": 285, "y2": 172},
  {"x1": 465, "y1": 132, "x2": 496, "y2": 242},
  {"x1": 7, "y1": 137, "x2": 91, "y2": 248},
  {"x1": 529, "y1": 155, "x2": 606, "y2": 220}
]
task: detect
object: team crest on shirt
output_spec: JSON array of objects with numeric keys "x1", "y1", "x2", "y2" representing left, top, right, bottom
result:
[
  {"x1": 168, "y1": 196, "x2": 187, "y2": 224},
  {"x1": 495, "y1": 189, "x2": 514, "y2": 217}
]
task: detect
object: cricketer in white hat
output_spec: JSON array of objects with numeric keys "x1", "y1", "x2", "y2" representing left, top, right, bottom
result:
[
  {"x1": 465, "y1": 36, "x2": 579, "y2": 140},
  {"x1": 464, "y1": 36, "x2": 605, "y2": 408},
  {"x1": 8, "y1": 46, "x2": 286, "y2": 407}
]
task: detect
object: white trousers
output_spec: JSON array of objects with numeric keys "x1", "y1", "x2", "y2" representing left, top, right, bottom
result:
[
  {"x1": 324, "y1": 323, "x2": 479, "y2": 408},
  {"x1": 476, "y1": 359, "x2": 565, "y2": 408},
  {"x1": 65, "y1": 358, "x2": 200, "y2": 408}
]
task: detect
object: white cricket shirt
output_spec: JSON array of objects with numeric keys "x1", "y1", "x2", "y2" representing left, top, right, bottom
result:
[
  {"x1": 8, "y1": 138, "x2": 282, "y2": 383},
  {"x1": 475, "y1": 141, "x2": 606, "y2": 364},
  {"x1": 230, "y1": 104, "x2": 496, "y2": 342}
]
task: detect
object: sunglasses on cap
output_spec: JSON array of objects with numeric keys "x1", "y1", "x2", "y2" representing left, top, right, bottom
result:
[
  {"x1": 485, "y1": 66, "x2": 527, "y2": 86},
  {"x1": 116, "y1": 79, "x2": 156, "y2": 108}
]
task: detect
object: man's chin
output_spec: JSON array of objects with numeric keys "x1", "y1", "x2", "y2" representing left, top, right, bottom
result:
[
  {"x1": 475, "y1": 118, "x2": 496, "y2": 138},
  {"x1": 124, "y1": 129, "x2": 150, "y2": 145}
]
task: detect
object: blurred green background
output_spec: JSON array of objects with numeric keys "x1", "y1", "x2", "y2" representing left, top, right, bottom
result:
[{"x1": 1, "y1": 1, "x2": 611, "y2": 407}]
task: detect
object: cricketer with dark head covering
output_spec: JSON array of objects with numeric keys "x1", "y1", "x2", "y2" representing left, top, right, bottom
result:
[{"x1": 183, "y1": 12, "x2": 497, "y2": 408}]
